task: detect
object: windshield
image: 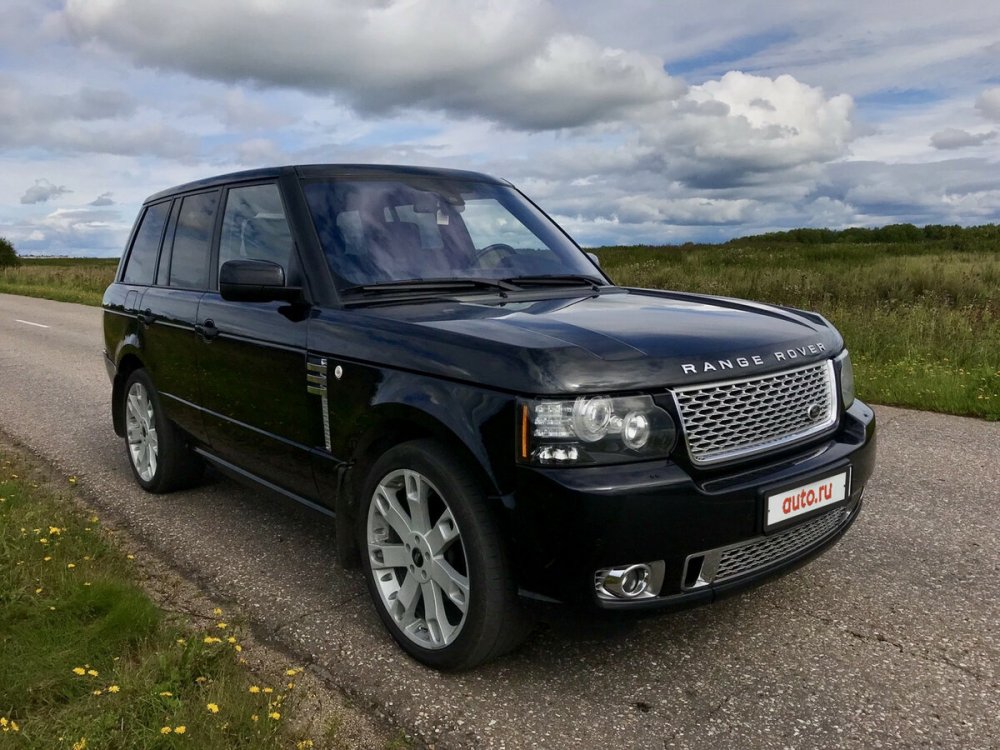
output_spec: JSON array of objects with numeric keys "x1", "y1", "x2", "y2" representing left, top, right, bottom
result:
[{"x1": 301, "y1": 177, "x2": 605, "y2": 291}]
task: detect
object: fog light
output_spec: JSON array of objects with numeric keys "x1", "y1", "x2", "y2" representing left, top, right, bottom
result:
[{"x1": 595, "y1": 561, "x2": 665, "y2": 601}]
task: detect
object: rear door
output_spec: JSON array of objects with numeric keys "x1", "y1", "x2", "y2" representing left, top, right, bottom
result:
[
  {"x1": 137, "y1": 190, "x2": 219, "y2": 441},
  {"x1": 195, "y1": 181, "x2": 320, "y2": 499}
]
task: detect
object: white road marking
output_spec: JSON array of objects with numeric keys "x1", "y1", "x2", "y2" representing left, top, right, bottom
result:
[{"x1": 14, "y1": 319, "x2": 50, "y2": 329}]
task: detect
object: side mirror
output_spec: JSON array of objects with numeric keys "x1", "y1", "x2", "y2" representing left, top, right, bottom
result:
[
  {"x1": 219, "y1": 259, "x2": 302, "y2": 303},
  {"x1": 587, "y1": 252, "x2": 601, "y2": 268}
]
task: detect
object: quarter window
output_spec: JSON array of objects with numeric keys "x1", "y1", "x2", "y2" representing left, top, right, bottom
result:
[
  {"x1": 122, "y1": 201, "x2": 169, "y2": 285},
  {"x1": 219, "y1": 184, "x2": 293, "y2": 279},
  {"x1": 168, "y1": 191, "x2": 218, "y2": 289}
]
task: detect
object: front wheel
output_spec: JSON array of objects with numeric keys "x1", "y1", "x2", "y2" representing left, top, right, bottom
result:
[
  {"x1": 358, "y1": 440, "x2": 531, "y2": 670},
  {"x1": 122, "y1": 369, "x2": 203, "y2": 493}
]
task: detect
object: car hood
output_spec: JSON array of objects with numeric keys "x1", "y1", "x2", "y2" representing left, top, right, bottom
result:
[{"x1": 312, "y1": 287, "x2": 843, "y2": 394}]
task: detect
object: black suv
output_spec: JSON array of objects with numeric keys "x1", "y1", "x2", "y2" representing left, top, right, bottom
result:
[{"x1": 103, "y1": 164, "x2": 876, "y2": 670}]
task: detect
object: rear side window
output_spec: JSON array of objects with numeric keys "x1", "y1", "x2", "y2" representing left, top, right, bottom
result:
[
  {"x1": 168, "y1": 191, "x2": 218, "y2": 289},
  {"x1": 122, "y1": 202, "x2": 170, "y2": 285},
  {"x1": 219, "y1": 184, "x2": 293, "y2": 278}
]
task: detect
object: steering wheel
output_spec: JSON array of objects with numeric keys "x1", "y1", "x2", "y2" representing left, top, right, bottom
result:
[{"x1": 476, "y1": 243, "x2": 517, "y2": 268}]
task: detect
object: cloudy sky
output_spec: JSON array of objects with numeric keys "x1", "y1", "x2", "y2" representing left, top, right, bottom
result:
[{"x1": 2, "y1": 0, "x2": 998, "y2": 256}]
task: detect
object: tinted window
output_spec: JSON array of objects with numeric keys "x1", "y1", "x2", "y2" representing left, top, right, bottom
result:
[
  {"x1": 122, "y1": 201, "x2": 169, "y2": 285},
  {"x1": 219, "y1": 184, "x2": 293, "y2": 279},
  {"x1": 156, "y1": 200, "x2": 181, "y2": 287},
  {"x1": 168, "y1": 191, "x2": 218, "y2": 289}
]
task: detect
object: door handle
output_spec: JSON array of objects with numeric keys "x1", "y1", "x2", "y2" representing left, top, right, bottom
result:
[
  {"x1": 195, "y1": 319, "x2": 219, "y2": 340},
  {"x1": 137, "y1": 308, "x2": 156, "y2": 326}
]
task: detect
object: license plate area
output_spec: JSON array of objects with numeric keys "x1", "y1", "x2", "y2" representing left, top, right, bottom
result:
[{"x1": 765, "y1": 469, "x2": 850, "y2": 530}]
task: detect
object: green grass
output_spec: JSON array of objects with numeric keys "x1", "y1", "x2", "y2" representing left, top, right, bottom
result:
[
  {"x1": 0, "y1": 258, "x2": 118, "y2": 306},
  {"x1": 593, "y1": 240, "x2": 1000, "y2": 420},
  {"x1": 0, "y1": 445, "x2": 320, "y2": 749}
]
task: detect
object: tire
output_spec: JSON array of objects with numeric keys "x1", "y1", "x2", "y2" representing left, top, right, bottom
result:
[
  {"x1": 122, "y1": 369, "x2": 203, "y2": 493},
  {"x1": 358, "y1": 439, "x2": 532, "y2": 670}
]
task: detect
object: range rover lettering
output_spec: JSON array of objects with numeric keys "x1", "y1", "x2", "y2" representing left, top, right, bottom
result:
[{"x1": 103, "y1": 165, "x2": 876, "y2": 670}]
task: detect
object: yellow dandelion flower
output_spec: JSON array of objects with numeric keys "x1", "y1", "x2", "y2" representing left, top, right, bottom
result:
[
  {"x1": 251, "y1": 714, "x2": 259, "y2": 723},
  {"x1": 212, "y1": 608, "x2": 222, "y2": 616},
  {"x1": 72, "y1": 738, "x2": 87, "y2": 750},
  {"x1": 67, "y1": 563, "x2": 76, "y2": 569},
  {"x1": 262, "y1": 687, "x2": 273, "y2": 694},
  {"x1": 174, "y1": 726, "x2": 186, "y2": 735},
  {"x1": 195, "y1": 676, "x2": 207, "y2": 684},
  {"x1": 296, "y1": 741, "x2": 315, "y2": 749},
  {"x1": 287, "y1": 682, "x2": 295, "y2": 690},
  {"x1": 107, "y1": 685, "x2": 120, "y2": 693},
  {"x1": 203, "y1": 636, "x2": 221, "y2": 644},
  {"x1": 72, "y1": 667, "x2": 86, "y2": 675},
  {"x1": 49, "y1": 526, "x2": 61, "y2": 535},
  {"x1": 177, "y1": 638, "x2": 186, "y2": 645},
  {"x1": 39, "y1": 538, "x2": 49, "y2": 544},
  {"x1": 216, "y1": 622, "x2": 227, "y2": 629},
  {"x1": 9, "y1": 721, "x2": 18, "y2": 733},
  {"x1": 268, "y1": 711, "x2": 281, "y2": 721},
  {"x1": 286, "y1": 668, "x2": 299, "y2": 676},
  {"x1": 35, "y1": 588, "x2": 42, "y2": 594},
  {"x1": 43, "y1": 556, "x2": 52, "y2": 561},
  {"x1": 86, "y1": 669, "x2": 98, "y2": 677},
  {"x1": 248, "y1": 686, "x2": 260, "y2": 694},
  {"x1": 93, "y1": 689, "x2": 103, "y2": 696},
  {"x1": 226, "y1": 636, "x2": 237, "y2": 644},
  {"x1": 68, "y1": 476, "x2": 78, "y2": 485},
  {"x1": 234, "y1": 645, "x2": 243, "y2": 653},
  {"x1": 159, "y1": 691, "x2": 173, "y2": 697},
  {"x1": 0, "y1": 718, "x2": 7, "y2": 727},
  {"x1": 127, "y1": 554, "x2": 135, "y2": 560},
  {"x1": 206, "y1": 703, "x2": 219, "y2": 714},
  {"x1": 160, "y1": 726, "x2": 172, "y2": 734},
  {"x1": 89, "y1": 515, "x2": 99, "y2": 523}
]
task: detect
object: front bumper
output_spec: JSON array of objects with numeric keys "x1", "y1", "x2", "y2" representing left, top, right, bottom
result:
[{"x1": 506, "y1": 399, "x2": 876, "y2": 610}]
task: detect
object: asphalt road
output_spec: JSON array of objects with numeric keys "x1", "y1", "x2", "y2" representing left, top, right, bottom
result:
[{"x1": 1, "y1": 292, "x2": 998, "y2": 749}]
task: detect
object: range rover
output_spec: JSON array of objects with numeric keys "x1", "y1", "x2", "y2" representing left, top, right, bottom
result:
[{"x1": 103, "y1": 165, "x2": 876, "y2": 670}]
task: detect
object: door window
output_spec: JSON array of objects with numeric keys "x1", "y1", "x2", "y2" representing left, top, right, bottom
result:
[
  {"x1": 219, "y1": 184, "x2": 293, "y2": 279},
  {"x1": 168, "y1": 191, "x2": 218, "y2": 290}
]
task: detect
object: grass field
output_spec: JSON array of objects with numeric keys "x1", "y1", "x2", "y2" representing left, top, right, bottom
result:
[
  {"x1": 2, "y1": 238, "x2": 997, "y2": 420},
  {"x1": 0, "y1": 257, "x2": 118, "y2": 306},
  {"x1": 0, "y1": 443, "x2": 326, "y2": 749}
]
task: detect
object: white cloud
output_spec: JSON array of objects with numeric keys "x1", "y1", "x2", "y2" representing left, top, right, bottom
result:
[
  {"x1": 930, "y1": 127, "x2": 996, "y2": 149},
  {"x1": 20, "y1": 180, "x2": 72, "y2": 205},
  {"x1": 976, "y1": 87, "x2": 1000, "y2": 121},
  {"x1": 62, "y1": 0, "x2": 684, "y2": 130},
  {"x1": 89, "y1": 192, "x2": 115, "y2": 206}
]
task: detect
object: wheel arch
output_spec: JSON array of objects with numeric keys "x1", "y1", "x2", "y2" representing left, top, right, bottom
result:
[
  {"x1": 111, "y1": 352, "x2": 145, "y2": 437},
  {"x1": 335, "y1": 391, "x2": 514, "y2": 569}
]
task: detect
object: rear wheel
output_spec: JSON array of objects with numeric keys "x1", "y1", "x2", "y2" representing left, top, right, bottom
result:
[
  {"x1": 358, "y1": 439, "x2": 531, "y2": 670},
  {"x1": 122, "y1": 369, "x2": 203, "y2": 493}
]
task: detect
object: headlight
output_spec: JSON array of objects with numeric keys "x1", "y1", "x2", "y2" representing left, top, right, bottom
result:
[
  {"x1": 836, "y1": 349, "x2": 855, "y2": 408},
  {"x1": 519, "y1": 395, "x2": 676, "y2": 465}
]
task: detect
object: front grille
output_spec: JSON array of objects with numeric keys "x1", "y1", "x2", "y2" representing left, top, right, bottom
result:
[
  {"x1": 672, "y1": 360, "x2": 836, "y2": 466},
  {"x1": 683, "y1": 507, "x2": 850, "y2": 589}
]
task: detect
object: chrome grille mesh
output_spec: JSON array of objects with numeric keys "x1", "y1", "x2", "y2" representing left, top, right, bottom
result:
[
  {"x1": 684, "y1": 507, "x2": 850, "y2": 589},
  {"x1": 713, "y1": 507, "x2": 848, "y2": 584},
  {"x1": 672, "y1": 360, "x2": 836, "y2": 465}
]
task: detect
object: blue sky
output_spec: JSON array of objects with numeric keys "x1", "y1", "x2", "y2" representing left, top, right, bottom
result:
[{"x1": 1, "y1": 0, "x2": 998, "y2": 256}]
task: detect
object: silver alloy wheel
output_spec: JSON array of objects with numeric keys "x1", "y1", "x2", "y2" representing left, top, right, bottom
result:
[
  {"x1": 366, "y1": 469, "x2": 470, "y2": 649},
  {"x1": 125, "y1": 381, "x2": 158, "y2": 482}
]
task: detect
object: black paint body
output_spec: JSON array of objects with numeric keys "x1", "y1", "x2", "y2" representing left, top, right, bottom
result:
[{"x1": 103, "y1": 165, "x2": 876, "y2": 609}]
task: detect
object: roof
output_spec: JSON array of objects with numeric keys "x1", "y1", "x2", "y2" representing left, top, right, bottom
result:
[{"x1": 144, "y1": 164, "x2": 509, "y2": 204}]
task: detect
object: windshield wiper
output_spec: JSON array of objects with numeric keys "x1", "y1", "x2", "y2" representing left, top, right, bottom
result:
[
  {"x1": 341, "y1": 277, "x2": 520, "y2": 299},
  {"x1": 501, "y1": 274, "x2": 603, "y2": 290}
]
